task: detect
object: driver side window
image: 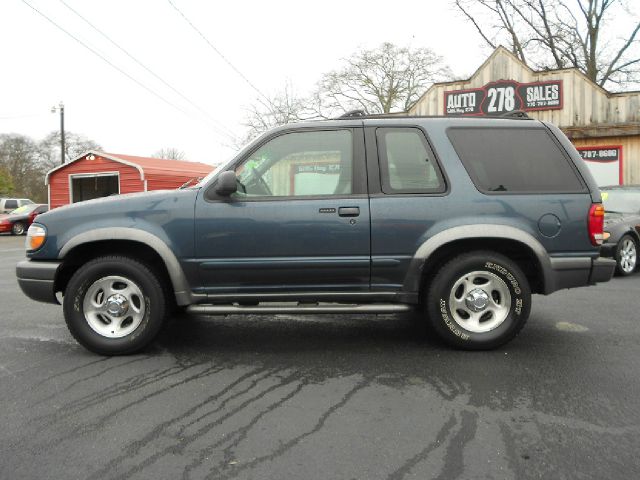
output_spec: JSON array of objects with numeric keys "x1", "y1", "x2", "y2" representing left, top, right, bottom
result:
[{"x1": 234, "y1": 130, "x2": 353, "y2": 197}]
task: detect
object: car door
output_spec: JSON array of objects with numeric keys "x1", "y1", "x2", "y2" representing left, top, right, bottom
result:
[{"x1": 194, "y1": 127, "x2": 370, "y2": 295}]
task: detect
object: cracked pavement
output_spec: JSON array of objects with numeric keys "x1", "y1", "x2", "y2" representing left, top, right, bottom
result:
[{"x1": 1, "y1": 234, "x2": 639, "y2": 479}]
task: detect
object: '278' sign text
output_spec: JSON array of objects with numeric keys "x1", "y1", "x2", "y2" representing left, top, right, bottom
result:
[{"x1": 444, "y1": 80, "x2": 563, "y2": 116}]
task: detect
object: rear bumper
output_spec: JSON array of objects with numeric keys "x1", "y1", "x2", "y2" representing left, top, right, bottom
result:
[
  {"x1": 16, "y1": 260, "x2": 61, "y2": 304},
  {"x1": 599, "y1": 242, "x2": 617, "y2": 258},
  {"x1": 589, "y1": 257, "x2": 617, "y2": 283},
  {"x1": 546, "y1": 256, "x2": 616, "y2": 293}
]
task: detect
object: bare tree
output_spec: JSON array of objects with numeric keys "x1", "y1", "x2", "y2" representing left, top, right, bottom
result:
[
  {"x1": 454, "y1": 0, "x2": 640, "y2": 88},
  {"x1": 152, "y1": 148, "x2": 186, "y2": 160},
  {"x1": 0, "y1": 132, "x2": 102, "y2": 202},
  {"x1": 313, "y1": 42, "x2": 453, "y2": 118},
  {"x1": 39, "y1": 131, "x2": 102, "y2": 171},
  {"x1": 240, "y1": 43, "x2": 453, "y2": 141},
  {"x1": 240, "y1": 83, "x2": 316, "y2": 144}
]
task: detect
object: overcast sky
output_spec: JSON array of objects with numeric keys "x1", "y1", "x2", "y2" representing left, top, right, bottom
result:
[{"x1": 1, "y1": 0, "x2": 488, "y2": 165}]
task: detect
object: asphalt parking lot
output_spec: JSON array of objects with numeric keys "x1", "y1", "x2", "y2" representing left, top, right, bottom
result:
[{"x1": 1, "y1": 234, "x2": 640, "y2": 480}]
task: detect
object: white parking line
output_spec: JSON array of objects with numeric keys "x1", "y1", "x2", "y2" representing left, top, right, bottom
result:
[{"x1": 0, "y1": 248, "x2": 25, "y2": 253}]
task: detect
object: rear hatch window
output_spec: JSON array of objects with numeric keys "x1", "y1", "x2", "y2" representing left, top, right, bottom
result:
[{"x1": 447, "y1": 127, "x2": 586, "y2": 193}]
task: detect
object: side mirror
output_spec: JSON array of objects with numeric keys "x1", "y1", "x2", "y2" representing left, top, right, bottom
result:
[{"x1": 215, "y1": 171, "x2": 238, "y2": 196}]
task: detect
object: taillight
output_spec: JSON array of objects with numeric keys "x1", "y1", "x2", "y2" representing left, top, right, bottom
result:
[{"x1": 588, "y1": 204, "x2": 605, "y2": 246}]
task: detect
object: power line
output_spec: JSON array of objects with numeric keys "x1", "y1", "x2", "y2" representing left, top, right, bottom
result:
[
  {"x1": 166, "y1": 0, "x2": 273, "y2": 108},
  {"x1": 20, "y1": 0, "x2": 234, "y2": 142},
  {"x1": 58, "y1": 0, "x2": 237, "y2": 140}
]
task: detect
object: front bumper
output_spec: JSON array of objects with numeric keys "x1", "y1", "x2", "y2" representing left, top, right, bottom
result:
[
  {"x1": 546, "y1": 256, "x2": 616, "y2": 293},
  {"x1": 16, "y1": 260, "x2": 61, "y2": 304}
]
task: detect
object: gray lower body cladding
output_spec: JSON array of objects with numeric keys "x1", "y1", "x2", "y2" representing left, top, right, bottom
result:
[
  {"x1": 16, "y1": 260, "x2": 61, "y2": 304},
  {"x1": 547, "y1": 256, "x2": 616, "y2": 293}
]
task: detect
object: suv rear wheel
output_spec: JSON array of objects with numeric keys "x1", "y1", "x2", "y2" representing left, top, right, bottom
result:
[
  {"x1": 426, "y1": 251, "x2": 531, "y2": 350},
  {"x1": 62, "y1": 256, "x2": 167, "y2": 355}
]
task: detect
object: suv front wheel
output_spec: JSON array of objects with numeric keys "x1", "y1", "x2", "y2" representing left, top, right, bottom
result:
[
  {"x1": 63, "y1": 256, "x2": 167, "y2": 355},
  {"x1": 426, "y1": 251, "x2": 531, "y2": 350}
]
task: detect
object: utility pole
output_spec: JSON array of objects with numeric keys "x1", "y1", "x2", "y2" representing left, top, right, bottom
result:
[{"x1": 51, "y1": 102, "x2": 65, "y2": 165}]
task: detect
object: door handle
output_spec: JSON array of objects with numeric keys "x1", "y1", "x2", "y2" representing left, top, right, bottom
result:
[{"x1": 338, "y1": 207, "x2": 360, "y2": 217}]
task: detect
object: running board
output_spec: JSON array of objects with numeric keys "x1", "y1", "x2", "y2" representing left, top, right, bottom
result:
[{"x1": 186, "y1": 303, "x2": 413, "y2": 315}]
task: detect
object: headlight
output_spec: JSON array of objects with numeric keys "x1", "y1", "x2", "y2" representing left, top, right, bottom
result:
[{"x1": 26, "y1": 224, "x2": 47, "y2": 251}]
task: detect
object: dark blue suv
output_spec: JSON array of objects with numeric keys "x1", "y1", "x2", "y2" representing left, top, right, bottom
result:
[{"x1": 17, "y1": 116, "x2": 615, "y2": 354}]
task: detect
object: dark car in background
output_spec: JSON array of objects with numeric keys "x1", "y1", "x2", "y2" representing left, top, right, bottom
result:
[
  {"x1": 0, "y1": 204, "x2": 48, "y2": 235},
  {"x1": 600, "y1": 185, "x2": 640, "y2": 275}
]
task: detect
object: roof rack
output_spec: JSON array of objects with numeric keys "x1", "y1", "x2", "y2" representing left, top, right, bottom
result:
[
  {"x1": 330, "y1": 111, "x2": 533, "y2": 120},
  {"x1": 336, "y1": 109, "x2": 367, "y2": 119},
  {"x1": 500, "y1": 110, "x2": 530, "y2": 119}
]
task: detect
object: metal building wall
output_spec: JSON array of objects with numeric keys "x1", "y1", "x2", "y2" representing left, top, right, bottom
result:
[{"x1": 409, "y1": 47, "x2": 640, "y2": 184}]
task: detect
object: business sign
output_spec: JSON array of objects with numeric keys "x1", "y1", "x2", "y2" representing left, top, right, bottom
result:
[
  {"x1": 444, "y1": 80, "x2": 563, "y2": 116},
  {"x1": 576, "y1": 145, "x2": 623, "y2": 186},
  {"x1": 577, "y1": 146, "x2": 620, "y2": 163}
]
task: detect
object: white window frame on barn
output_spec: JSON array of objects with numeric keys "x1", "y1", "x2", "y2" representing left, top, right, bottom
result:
[{"x1": 68, "y1": 171, "x2": 121, "y2": 204}]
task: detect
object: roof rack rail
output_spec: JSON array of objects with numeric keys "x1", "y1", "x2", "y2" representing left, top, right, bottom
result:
[
  {"x1": 327, "y1": 111, "x2": 534, "y2": 121},
  {"x1": 337, "y1": 109, "x2": 367, "y2": 119},
  {"x1": 500, "y1": 110, "x2": 530, "y2": 119}
]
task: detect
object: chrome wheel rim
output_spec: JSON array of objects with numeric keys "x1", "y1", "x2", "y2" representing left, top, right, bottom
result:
[
  {"x1": 13, "y1": 223, "x2": 24, "y2": 235},
  {"x1": 83, "y1": 275, "x2": 146, "y2": 338},
  {"x1": 620, "y1": 238, "x2": 637, "y2": 273},
  {"x1": 448, "y1": 270, "x2": 512, "y2": 333}
]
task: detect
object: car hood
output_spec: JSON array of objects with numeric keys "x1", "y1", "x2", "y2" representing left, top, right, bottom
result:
[
  {"x1": 4, "y1": 213, "x2": 30, "y2": 221},
  {"x1": 34, "y1": 188, "x2": 200, "y2": 225}
]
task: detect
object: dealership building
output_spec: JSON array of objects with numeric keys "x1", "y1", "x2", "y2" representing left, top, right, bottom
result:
[{"x1": 409, "y1": 47, "x2": 640, "y2": 186}]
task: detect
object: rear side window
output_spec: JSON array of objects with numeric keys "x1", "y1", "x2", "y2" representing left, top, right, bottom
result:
[
  {"x1": 5, "y1": 200, "x2": 18, "y2": 209},
  {"x1": 376, "y1": 128, "x2": 446, "y2": 194},
  {"x1": 447, "y1": 127, "x2": 585, "y2": 193}
]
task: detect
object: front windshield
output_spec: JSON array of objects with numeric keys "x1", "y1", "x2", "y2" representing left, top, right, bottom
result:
[{"x1": 602, "y1": 190, "x2": 640, "y2": 214}]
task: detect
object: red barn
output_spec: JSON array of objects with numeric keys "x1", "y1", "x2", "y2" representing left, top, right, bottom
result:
[{"x1": 46, "y1": 151, "x2": 215, "y2": 209}]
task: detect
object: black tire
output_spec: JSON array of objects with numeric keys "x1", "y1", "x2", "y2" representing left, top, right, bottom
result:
[
  {"x1": 426, "y1": 251, "x2": 531, "y2": 350},
  {"x1": 11, "y1": 222, "x2": 25, "y2": 236},
  {"x1": 615, "y1": 234, "x2": 638, "y2": 276},
  {"x1": 63, "y1": 256, "x2": 167, "y2": 355}
]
